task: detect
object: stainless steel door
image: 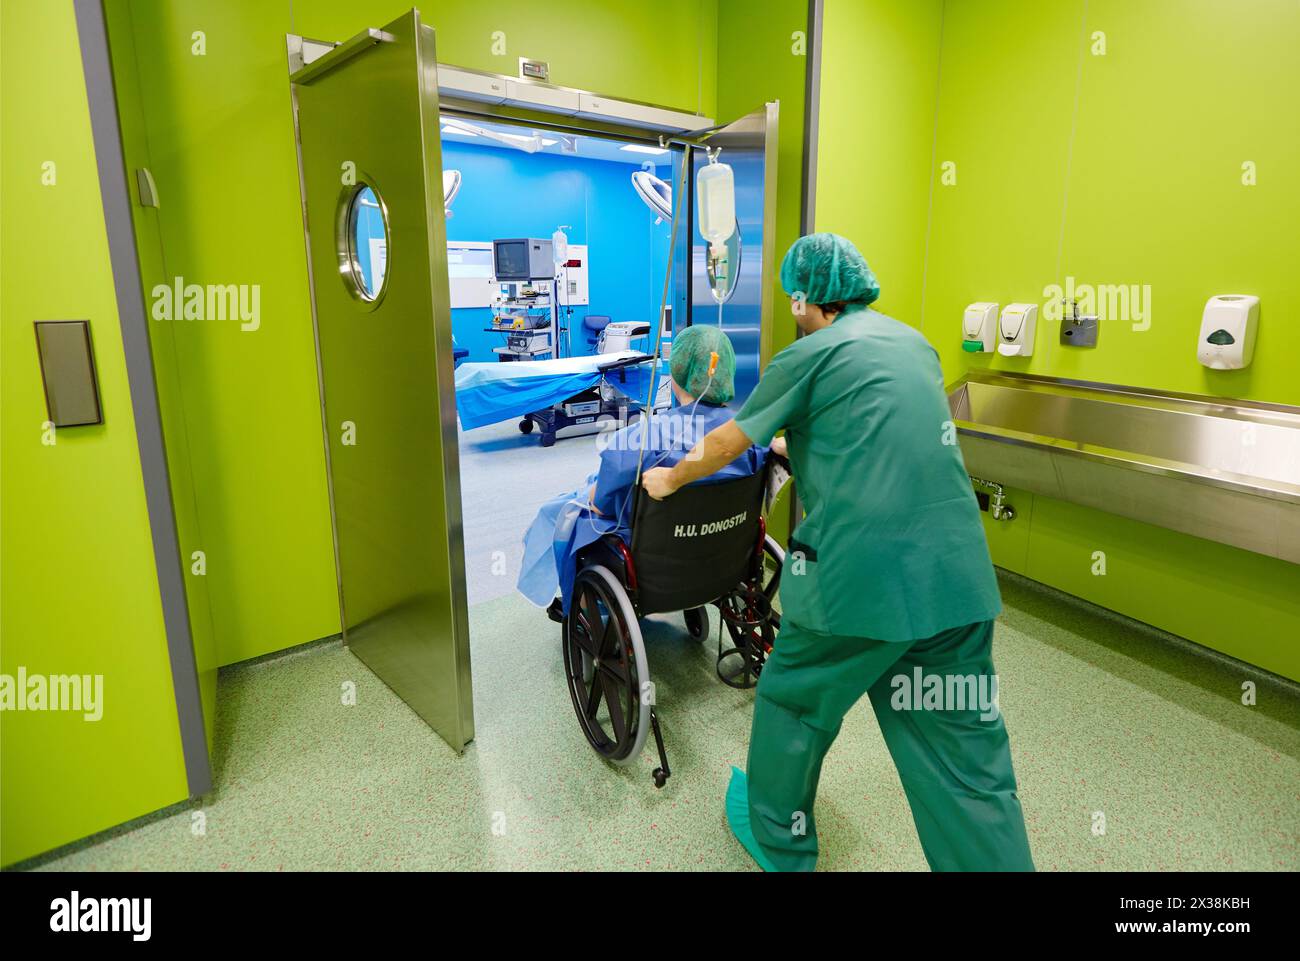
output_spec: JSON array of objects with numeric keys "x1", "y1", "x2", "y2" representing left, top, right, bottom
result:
[
  {"x1": 291, "y1": 11, "x2": 473, "y2": 750},
  {"x1": 679, "y1": 103, "x2": 780, "y2": 405}
]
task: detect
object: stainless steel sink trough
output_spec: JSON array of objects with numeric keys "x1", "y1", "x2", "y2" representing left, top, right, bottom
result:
[{"x1": 948, "y1": 370, "x2": 1300, "y2": 564}]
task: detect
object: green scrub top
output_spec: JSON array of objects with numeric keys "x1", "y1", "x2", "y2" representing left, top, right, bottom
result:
[{"x1": 735, "y1": 307, "x2": 1000, "y2": 641}]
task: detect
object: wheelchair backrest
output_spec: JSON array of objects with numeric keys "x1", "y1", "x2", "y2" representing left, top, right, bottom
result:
[{"x1": 630, "y1": 469, "x2": 767, "y2": 615}]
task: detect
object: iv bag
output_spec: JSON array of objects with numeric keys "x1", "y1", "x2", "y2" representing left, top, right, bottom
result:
[{"x1": 696, "y1": 161, "x2": 736, "y2": 255}]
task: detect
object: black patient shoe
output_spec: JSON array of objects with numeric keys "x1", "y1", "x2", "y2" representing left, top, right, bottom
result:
[{"x1": 546, "y1": 597, "x2": 565, "y2": 624}]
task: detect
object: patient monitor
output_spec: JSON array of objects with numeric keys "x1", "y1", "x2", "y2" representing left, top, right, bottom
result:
[{"x1": 493, "y1": 238, "x2": 555, "y2": 281}]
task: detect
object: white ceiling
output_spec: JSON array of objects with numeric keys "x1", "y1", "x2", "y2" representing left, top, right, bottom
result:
[{"x1": 439, "y1": 115, "x2": 672, "y2": 167}]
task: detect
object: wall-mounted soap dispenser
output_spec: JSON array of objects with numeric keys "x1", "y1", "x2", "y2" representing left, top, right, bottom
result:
[
  {"x1": 962, "y1": 302, "x2": 998, "y2": 353},
  {"x1": 997, "y1": 303, "x2": 1038, "y2": 357},
  {"x1": 1198, "y1": 295, "x2": 1258, "y2": 370}
]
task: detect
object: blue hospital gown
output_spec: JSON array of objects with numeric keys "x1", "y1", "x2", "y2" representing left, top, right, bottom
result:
[{"x1": 517, "y1": 403, "x2": 766, "y2": 613}]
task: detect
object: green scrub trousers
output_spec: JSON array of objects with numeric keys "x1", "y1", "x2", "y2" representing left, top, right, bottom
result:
[{"x1": 729, "y1": 618, "x2": 1033, "y2": 872}]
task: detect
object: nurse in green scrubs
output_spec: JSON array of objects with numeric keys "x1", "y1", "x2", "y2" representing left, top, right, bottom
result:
[{"x1": 641, "y1": 233, "x2": 1034, "y2": 872}]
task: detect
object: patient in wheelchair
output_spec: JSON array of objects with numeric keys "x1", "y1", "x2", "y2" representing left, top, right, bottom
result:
[{"x1": 518, "y1": 325, "x2": 767, "y2": 620}]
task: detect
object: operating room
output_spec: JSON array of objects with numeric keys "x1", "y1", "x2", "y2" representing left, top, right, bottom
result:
[
  {"x1": 3, "y1": 0, "x2": 1298, "y2": 890},
  {"x1": 435, "y1": 118, "x2": 677, "y2": 610},
  {"x1": 427, "y1": 114, "x2": 771, "y2": 619}
]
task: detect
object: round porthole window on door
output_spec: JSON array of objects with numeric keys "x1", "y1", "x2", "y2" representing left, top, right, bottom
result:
[{"x1": 339, "y1": 182, "x2": 390, "y2": 304}]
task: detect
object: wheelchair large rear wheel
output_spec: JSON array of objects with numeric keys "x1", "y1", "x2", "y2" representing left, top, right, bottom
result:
[
  {"x1": 563, "y1": 565, "x2": 651, "y2": 766},
  {"x1": 715, "y1": 535, "x2": 785, "y2": 688}
]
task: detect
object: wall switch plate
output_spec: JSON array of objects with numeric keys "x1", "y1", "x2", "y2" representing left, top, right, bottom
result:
[{"x1": 34, "y1": 320, "x2": 103, "y2": 426}]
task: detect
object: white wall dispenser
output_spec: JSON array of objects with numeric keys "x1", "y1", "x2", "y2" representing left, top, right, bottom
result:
[
  {"x1": 962, "y1": 302, "x2": 999, "y2": 353},
  {"x1": 1198, "y1": 295, "x2": 1259, "y2": 370},
  {"x1": 997, "y1": 303, "x2": 1038, "y2": 357}
]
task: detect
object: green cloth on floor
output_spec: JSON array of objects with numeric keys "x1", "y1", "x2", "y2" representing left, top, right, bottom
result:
[
  {"x1": 725, "y1": 767, "x2": 777, "y2": 872},
  {"x1": 742, "y1": 618, "x2": 1035, "y2": 872}
]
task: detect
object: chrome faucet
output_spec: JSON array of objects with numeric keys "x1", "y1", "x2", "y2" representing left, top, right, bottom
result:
[{"x1": 969, "y1": 476, "x2": 1016, "y2": 521}]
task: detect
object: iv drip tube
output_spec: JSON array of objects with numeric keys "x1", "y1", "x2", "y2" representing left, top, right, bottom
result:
[{"x1": 634, "y1": 146, "x2": 692, "y2": 489}]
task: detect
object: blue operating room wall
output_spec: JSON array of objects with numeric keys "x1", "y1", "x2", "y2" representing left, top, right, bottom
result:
[
  {"x1": 353, "y1": 187, "x2": 386, "y2": 295},
  {"x1": 438, "y1": 140, "x2": 672, "y2": 362}
]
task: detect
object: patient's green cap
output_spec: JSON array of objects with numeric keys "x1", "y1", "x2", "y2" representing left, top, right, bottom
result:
[{"x1": 670, "y1": 325, "x2": 736, "y2": 404}]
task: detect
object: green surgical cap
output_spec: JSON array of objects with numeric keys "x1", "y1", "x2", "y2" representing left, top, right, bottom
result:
[
  {"x1": 670, "y1": 325, "x2": 736, "y2": 405},
  {"x1": 779, "y1": 232, "x2": 880, "y2": 308}
]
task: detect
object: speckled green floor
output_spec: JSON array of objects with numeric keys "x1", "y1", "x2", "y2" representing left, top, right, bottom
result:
[{"x1": 30, "y1": 573, "x2": 1300, "y2": 871}]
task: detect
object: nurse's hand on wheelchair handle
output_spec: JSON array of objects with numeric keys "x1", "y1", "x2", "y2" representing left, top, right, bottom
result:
[{"x1": 641, "y1": 466, "x2": 680, "y2": 501}]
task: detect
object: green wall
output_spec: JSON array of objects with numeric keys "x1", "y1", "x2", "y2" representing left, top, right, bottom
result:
[
  {"x1": 926, "y1": 0, "x2": 1300, "y2": 401},
  {"x1": 0, "y1": 0, "x2": 193, "y2": 866},
  {"x1": 816, "y1": 0, "x2": 943, "y2": 328},
  {"x1": 112, "y1": 0, "x2": 722, "y2": 666},
  {"x1": 817, "y1": 0, "x2": 1300, "y2": 679},
  {"x1": 103, "y1": 0, "x2": 219, "y2": 750},
  {"x1": 296, "y1": 0, "x2": 718, "y2": 115},
  {"x1": 110, "y1": 0, "x2": 340, "y2": 666}
]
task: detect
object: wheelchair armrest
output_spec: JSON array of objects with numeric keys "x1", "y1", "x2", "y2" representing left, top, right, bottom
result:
[{"x1": 576, "y1": 534, "x2": 633, "y2": 589}]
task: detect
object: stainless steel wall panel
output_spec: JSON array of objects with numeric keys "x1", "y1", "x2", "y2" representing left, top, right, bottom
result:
[{"x1": 950, "y1": 371, "x2": 1300, "y2": 564}]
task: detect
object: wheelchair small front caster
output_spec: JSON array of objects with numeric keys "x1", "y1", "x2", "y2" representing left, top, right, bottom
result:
[
  {"x1": 518, "y1": 418, "x2": 534, "y2": 434},
  {"x1": 652, "y1": 768, "x2": 669, "y2": 788},
  {"x1": 684, "y1": 606, "x2": 708, "y2": 640}
]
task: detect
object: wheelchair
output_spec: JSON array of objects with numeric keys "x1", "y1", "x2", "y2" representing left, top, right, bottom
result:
[{"x1": 562, "y1": 463, "x2": 785, "y2": 788}]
